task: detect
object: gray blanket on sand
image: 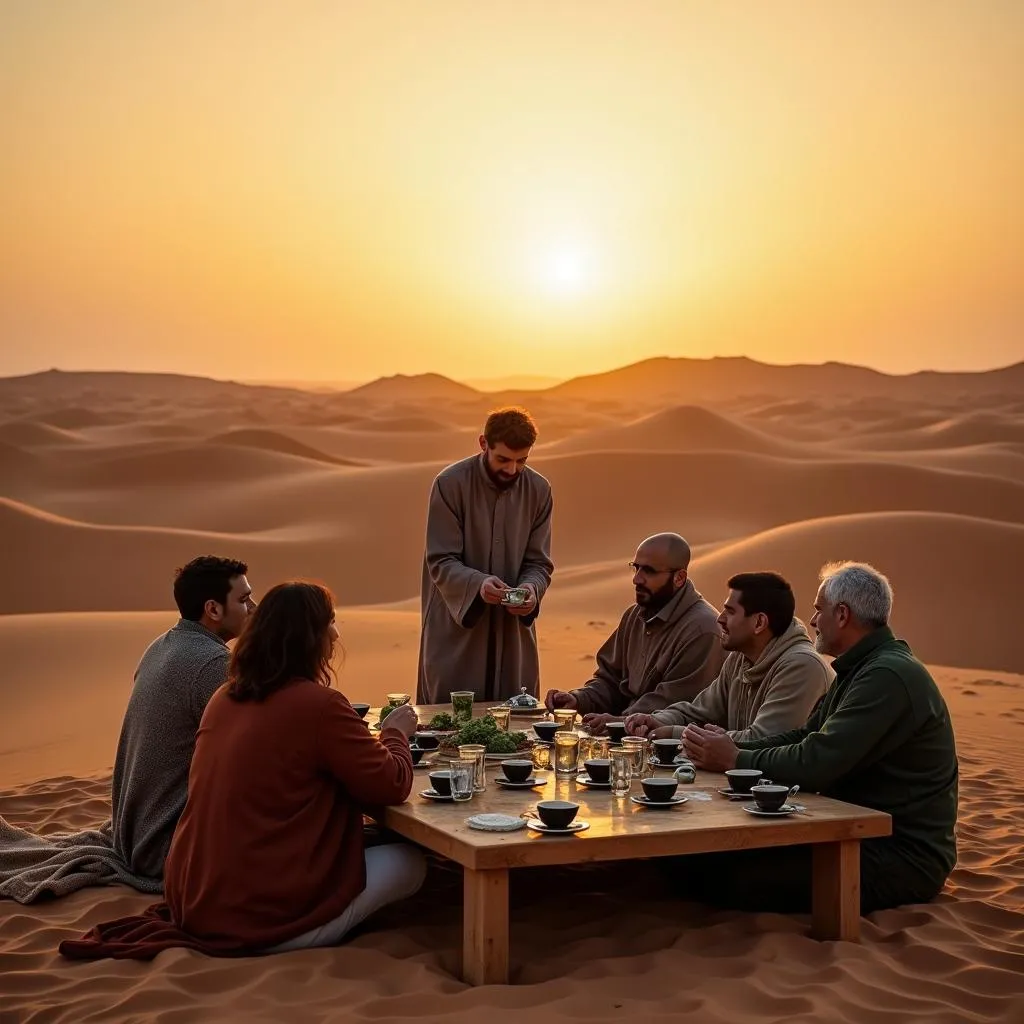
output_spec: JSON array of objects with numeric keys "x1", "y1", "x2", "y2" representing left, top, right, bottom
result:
[{"x1": 0, "y1": 816, "x2": 163, "y2": 904}]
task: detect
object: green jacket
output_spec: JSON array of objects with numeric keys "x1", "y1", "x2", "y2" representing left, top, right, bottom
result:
[{"x1": 735, "y1": 627, "x2": 958, "y2": 898}]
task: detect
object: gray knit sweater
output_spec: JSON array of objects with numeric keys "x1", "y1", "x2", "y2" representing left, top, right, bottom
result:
[{"x1": 110, "y1": 618, "x2": 229, "y2": 878}]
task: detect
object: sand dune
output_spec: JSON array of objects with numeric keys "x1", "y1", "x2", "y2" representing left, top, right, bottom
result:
[
  {"x1": 207, "y1": 428, "x2": 364, "y2": 467},
  {"x1": 849, "y1": 412, "x2": 1024, "y2": 451},
  {"x1": 545, "y1": 405, "x2": 800, "y2": 456},
  {"x1": 356, "y1": 414, "x2": 458, "y2": 433},
  {"x1": 30, "y1": 405, "x2": 124, "y2": 430},
  {"x1": 0, "y1": 497, "x2": 419, "y2": 613},
  {"x1": 347, "y1": 372, "x2": 481, "y2": 403},
  {"x1": 0, "y1": 419, "x2": 82, "y2": 446},
  {"x1": 66, "y1": 441, "x2": 349, "y2": 488}
]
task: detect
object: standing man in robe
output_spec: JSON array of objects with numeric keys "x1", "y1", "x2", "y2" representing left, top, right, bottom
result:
[{"x1": 416, "y1": 407, "x2": 553, "y2": 705}]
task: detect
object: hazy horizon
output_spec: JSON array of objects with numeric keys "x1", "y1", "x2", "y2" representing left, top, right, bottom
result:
[{"x1": 4, "y1": 349, "x2": 1024, "y2": 392}]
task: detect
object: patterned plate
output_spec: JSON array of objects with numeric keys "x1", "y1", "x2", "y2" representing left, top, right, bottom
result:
[{"x1": 466, "y1": 813, "x2": 527, "y2": 832}]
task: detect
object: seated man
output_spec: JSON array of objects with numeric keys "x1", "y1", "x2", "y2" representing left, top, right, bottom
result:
[
  {"x1": 545, "y1": 533, "x2": 723, "y2": 734},
  {"x1": 680, "y1": 561, "x2": 958, "y2": 914},
  {"x1": 624, "y1": 572, "x2": 831, "y2": 742},
  {"x1": 111, "y1": 556, "x2": 255, "y2": 879}
]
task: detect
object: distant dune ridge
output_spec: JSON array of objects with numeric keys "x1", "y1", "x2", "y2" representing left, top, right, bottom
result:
[{"x1": 2, "y1": 355, "x2": 1024, "y2": 1020}]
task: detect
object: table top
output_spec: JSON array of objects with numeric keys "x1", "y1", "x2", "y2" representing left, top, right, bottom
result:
[{"x1": 377, "y1": 706, "x2": 892, "y2": 871}]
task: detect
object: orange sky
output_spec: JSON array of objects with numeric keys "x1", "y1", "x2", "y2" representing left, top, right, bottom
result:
[{"x1": 1, "y1": 2, "x2": 1022, "y2": 382}]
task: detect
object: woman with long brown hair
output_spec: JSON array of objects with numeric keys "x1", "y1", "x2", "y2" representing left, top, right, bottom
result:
[{"x1": 60, "y1": 582, "x2": 425, "y2": 960}]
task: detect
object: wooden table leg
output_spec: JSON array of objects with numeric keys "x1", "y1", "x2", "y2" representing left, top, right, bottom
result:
[
  {"x1": 462, "y1": 866, "x2": 509, "y2": 985},
  {"x1": 811, "y1": 839, "x2": 861, "y2": 941}
]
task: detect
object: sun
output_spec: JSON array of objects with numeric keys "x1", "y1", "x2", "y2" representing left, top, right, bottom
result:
[{"x1": 535, "y1": 243, "x2": 595, "y2": 298}]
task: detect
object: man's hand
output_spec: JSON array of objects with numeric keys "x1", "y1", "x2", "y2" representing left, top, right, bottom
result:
[
  {"x1": 381, "y1": 704, "x2": 418, "y2": 739},
  {"x1": 581, "y1": 712, "x2": 620, "y2": 736},
  {"x1": 504, "y1": 582, "x2": 538, "y2": 617},
  {"x1": 544, "y1": 689, "x2": 578, "y2": 711},
  {"x1": 624, "y1": 713, "x2": 673, "y2": 739},
  {"x1": 681, "y1": 724, "x2": 739, "y2": 771},
  {"x1": 480, "y1": 576, "x2": 509, "y2": 605}
]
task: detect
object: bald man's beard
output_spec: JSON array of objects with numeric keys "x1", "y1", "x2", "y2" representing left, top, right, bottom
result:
[{"x1": 635, "y1": 576, "x2": 678, "y2": 615}]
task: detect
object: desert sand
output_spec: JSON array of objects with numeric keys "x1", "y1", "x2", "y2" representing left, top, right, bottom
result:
[{"x1": 1, "y1": 358, "x2": 1023, "y2": 1021}]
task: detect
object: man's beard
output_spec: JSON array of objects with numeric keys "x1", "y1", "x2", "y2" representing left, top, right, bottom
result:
[
  {"x1": 635, "y1": 577, "x2": 677, "y2": 615},
  {"x1": 483, "y1": 457, "x2": 519, "y2": 490}
]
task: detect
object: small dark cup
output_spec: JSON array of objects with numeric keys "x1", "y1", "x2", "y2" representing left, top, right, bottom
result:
[
  {"x1": 409, "y1": 746, "x2": 425, "y2": 765},
  {"x1": 605, "y1": 721, "x2": 627, "y2": 743},
  {"x1": 427, "y1": 770, "x2": 452, "y2": 796},
  {"x1": 583, "y1": 758, "x2": 611, "y2": 783},
  {"x1": 414, "y1": 732, "x2": 440, "y2": 750},
  {"x1": 751, "y1": 783, "x2": 790, "y2": 812},
  {"x1": 501, "y1": 759, "x2": 533, "y2": 783},
  {"x1": 536, "y1": 800, "x2": 579, "y2": 829},
  {"x1": 641, "y1": 777, "x2": 679, "y2": 802},
  {"x1": 652, "y1": 738, "x2": 681, "y2": 764},
  {"x1": 534, "y1": 721, "x2": 562, "y2": 742},
  {"x1": 724, "y1": 769, "x2": 763, "y2": 793},
  {"x1": 351, "y1": 702, "x2": 371, "y2": 719}
]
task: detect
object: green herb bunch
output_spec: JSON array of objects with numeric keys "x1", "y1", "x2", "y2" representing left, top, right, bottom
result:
[{"x1": 446, "y1": 714, "x2": 528, "y2": 754}]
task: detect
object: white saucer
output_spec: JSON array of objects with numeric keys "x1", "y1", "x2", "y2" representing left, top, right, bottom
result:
[
  {"x1": 524, "y1": 818, "x2": 590, "y2": 834},
  {"x1": 742, "y1": 804, "x2": 798, "y2": 817},
  {"x1": 648, "y1": 757, "x2": 686, "y2": 770},
  {"x1": 466, "y1": 813, "x2": 527, "y2": 832},
  {"x1": 419, "y1": 789, "x2": 454, "y2": 802},
  {"x1": 575, "y1": 774, "x2": 611, "y2": 788},
  {"x1": 495, "y1": 777, "x2": 545, "y2": 788},
  {"x1": 630, "y1": 795, "x2": 687, "y2": 807},
  {"x1": 718, "y1": 787, "x2": 754, "y2": 800}
]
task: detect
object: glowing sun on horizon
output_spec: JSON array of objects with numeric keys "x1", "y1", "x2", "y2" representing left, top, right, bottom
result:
[{"x1": 535, "y1": 242, "x2": 596, "y2": 299}]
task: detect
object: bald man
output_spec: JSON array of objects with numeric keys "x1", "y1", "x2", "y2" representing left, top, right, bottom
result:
[{"x1": 545, "y1": 533, "x2": 724, "y2": 735}]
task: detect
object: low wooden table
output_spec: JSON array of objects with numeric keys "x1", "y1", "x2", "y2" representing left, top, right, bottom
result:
[{"x1": 378, "y1": 708, "x2": 892, "y2": 985}]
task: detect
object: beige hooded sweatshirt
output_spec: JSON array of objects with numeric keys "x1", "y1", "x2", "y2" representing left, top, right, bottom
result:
[{"x1": 652, "y1": 618, "x2": 832, "y2": 741}]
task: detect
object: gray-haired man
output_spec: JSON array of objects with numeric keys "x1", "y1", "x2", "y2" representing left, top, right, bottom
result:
[{"x1": 680, "y1": 561, "x2": 958, "y2": 915}]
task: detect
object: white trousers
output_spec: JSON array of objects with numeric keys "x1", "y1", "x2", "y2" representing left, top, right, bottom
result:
[{"x1": 269, "y1": 843, "x2": 427, "y2": 952}]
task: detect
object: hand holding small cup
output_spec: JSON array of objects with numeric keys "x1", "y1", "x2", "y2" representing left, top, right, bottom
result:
[{"x1": 480, "y1": 576, "x2": 509, "y2": 605}]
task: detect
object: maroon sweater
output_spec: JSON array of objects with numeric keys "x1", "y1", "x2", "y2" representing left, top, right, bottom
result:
[{"x1": 60, "y1": 680, "x2": 413, "y2": 960}]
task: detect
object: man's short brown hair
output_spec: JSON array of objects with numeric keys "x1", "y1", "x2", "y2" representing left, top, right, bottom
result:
[{"x1": 483, "y1": 407, "x2": 538, "y2": 450}]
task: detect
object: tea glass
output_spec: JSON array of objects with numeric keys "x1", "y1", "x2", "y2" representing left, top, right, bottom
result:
[
  {"x1": 530, "y1": 741, "x2": 552, "y2": 771},
  {"x1": 489, "y1": 706, "x2": 511, "y2": 731},
  {"x1": 610, "y1": 750, "x2": 633, "y2": 796},
  {"x1": 448, "y1": 760, "x2": 475, "y2": 802},
  {"x1": 621, "y1": 736, "x2": 648, "y2": 777},
  {"x1": 580, "y1": 735, "x2": 611, "y2": 763},
  {"x1": 552, "y1": 708, "x2": 578, "y2": 732},
  {"x1": 553, "y1": 732, "x2": 581, "y2": 775},
  {"x1": 450, "y1": 690, "x2": 475, "y2": 725},
  {"x1": 458, "y1": 744, "x2": 487, "y2": 792}
]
